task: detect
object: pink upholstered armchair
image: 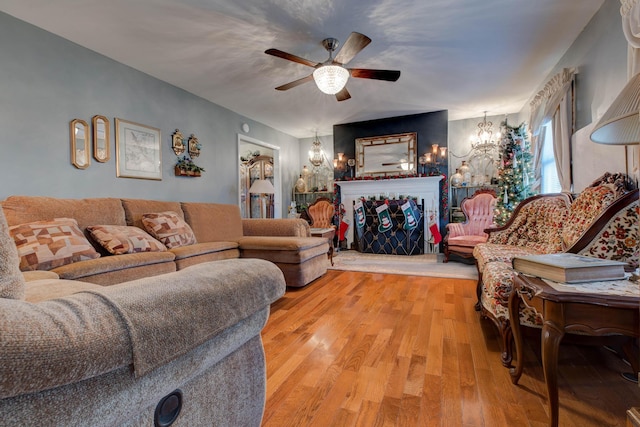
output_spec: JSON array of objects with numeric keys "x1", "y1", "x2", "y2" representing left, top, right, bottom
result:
[{"x1": 444, "y1": 190, "x2": 497, "y2": 262}]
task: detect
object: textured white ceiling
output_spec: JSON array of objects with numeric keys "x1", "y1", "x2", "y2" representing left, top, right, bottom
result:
[{"x1": 1, "y1": 0, "x2": 604, "y2": 138}]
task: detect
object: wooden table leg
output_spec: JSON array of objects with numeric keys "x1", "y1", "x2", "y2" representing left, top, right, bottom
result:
[
  {"x1": 541, "y1": 303, "x2": 565, "y2": 427},
  {"x1": 509, "y1": 288, "x2": 524, "y2": 384}
]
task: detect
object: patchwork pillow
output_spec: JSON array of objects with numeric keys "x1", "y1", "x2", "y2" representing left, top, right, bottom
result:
[
  {"x1": 141, "y1": 211, "x2": 197, "y2": 249},
  {"x1": 9, "y1": 218, "x2": 101, "y2": 271},
  {"x1": 87, "y1": 225, "x2": 167, "y2": 255}
]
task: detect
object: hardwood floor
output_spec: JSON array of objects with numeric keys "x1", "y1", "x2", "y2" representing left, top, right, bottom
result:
[{"x1": 261, "y1": 270, "x2": 640, "y2": 426}]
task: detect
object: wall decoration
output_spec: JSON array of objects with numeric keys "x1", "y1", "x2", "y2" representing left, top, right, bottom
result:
[
  {"x1": 70, "y1": 118, "x2": 90, "y2": 169},
  {"x1": 172, "y1": 129, "x2": 204, "y2": 177},
  {"x1": 115, "y1": 118, "x2": 162, "y2": 180},
  {"x1": 171, "y1": 129, "x2": 185, "y2": 156},
  {"x1": 92, "y1": 115, "x2": 110, "y2": 162},
  {"x1": 188, "y1": 134, "x2": 201, "y2": 157}
]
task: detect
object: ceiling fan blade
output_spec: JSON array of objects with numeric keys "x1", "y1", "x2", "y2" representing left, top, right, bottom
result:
[
  {"x1": 334, "y1": 32, "x2": 371, "y2": 65},
  {"x1": 350, "y1": 68, "x2": 401, "y2": 82},
  {"x1": 335, "y1": 87, "x2": 351, "y2": 101},
  {"x1": 265, "y1": 48, "x2": 319, "y2": 68},
  {"x1": 275, "y1": 74, "x2": 314, "y2": 91}
]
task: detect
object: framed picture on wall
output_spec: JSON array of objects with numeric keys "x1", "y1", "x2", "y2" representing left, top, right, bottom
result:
[{"x1": 115, "y1": 118, "x2": 162, "y2": 180}]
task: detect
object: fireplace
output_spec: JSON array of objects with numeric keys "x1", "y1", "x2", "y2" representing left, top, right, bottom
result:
[{"x1": 337, "y1": 176, "x2": 443, "y2": 252}]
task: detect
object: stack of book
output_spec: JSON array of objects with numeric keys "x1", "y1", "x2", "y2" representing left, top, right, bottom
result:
[{"x1": 512, "y1": 253, "x2": 627, "y2": 283}]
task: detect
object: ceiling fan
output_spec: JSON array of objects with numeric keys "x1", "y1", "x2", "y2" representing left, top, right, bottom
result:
[{"x1": 265, "y1": 32, "x2": 401, "y2": 101}]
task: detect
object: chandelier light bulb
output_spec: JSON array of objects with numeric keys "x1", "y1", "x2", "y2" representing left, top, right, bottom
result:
[{"x1": 313, "y1": 65, "x2": 349, "y2": 95}]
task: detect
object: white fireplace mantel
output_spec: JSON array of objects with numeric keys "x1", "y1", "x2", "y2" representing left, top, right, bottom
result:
[{"x1": 337, "y1": 176, "x2": 444, "y2": 251}]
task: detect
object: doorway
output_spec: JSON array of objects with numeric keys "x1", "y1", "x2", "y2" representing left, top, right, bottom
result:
[{"x1": 238, "y1": 135, "x2": 281, "y2": 218}]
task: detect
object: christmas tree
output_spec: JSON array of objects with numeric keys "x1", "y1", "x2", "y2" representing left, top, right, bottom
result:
[{"x1": 494, "y1": 121, "x2": 535, "y2": 226}]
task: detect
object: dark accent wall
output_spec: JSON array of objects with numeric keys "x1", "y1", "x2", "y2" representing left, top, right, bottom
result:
[
  {"x1": 333, "y1": 110, "x2": 448, "y2": 180},
  {"x1": 332, "y1": 110, "x2": 450, "y2": 246}
]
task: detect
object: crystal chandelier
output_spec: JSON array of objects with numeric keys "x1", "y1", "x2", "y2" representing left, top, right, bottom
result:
[
  {"x1": 308, "y1": 133, "x2": 324, "y2": 168},
  {"x1": 472, "y1": 112, "x2": 501, "y2": 152},
  {"x1": 313, "y1": 65, "x2": 349, "y2": 95}
]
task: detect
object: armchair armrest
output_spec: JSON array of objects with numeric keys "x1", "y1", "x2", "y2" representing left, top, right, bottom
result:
[
  {"x1": 445, "y1": 222, "x2": 467, "y2": 238},
  {"x1": 242, "y1": 218, "x2": 310, "y2": 237}
]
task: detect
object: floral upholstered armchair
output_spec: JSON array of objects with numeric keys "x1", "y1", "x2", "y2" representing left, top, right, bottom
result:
[{"x1": 443, "y1": 190, "x2": 497, "y2": 263}]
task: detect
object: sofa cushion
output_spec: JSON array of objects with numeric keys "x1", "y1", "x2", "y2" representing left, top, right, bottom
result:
[
  {"x1": 87, "y1": 225, "x2": 166, "y2": 255},
  {"x1": 141, "y1": 211, "x2": 197, "y2": 249},
  {"x1": 10, "y1": 218, "x2": 101, "y2": 271},
  {"x1": 24, "y1": 278, "x2": 103, "y2": 303},
  {"x1": 473, "y1": 243, "x2": 541, "y2": 273},
  {"x1": 51, "y1": 251, "x2": 176, "y2": 284},
  {"x1": 2, "y1": 196, "x2": 126, "y2": 232},
  {"x1": 577, "y1": 197, "x2": 639, "y2": 269},
  {"x1": 181, "y1": 202, "x2": 244, "y2": 242},
  {"x1": 487, "y1": 195, "x2": 570, "y2": 253},
  {"x1": 239, "y1": 236, "x2": 328, "y2": 263},
  {"x1": 0, "y1": 207, "x2": 25, "y2": 299},
  {"x1": 562, "y1": 186, "x2": 617, "y2": 249},
  {"x1": 169, "y1": 241, "x2": 239, "y2": 260}
]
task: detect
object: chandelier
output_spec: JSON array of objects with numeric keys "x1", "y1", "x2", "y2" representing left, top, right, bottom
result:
[
  {"x1": 472, "y1": 112, "x2": 501, "y2": 152},
  {"x1": 313, "y1": 65, "x2": 349, "y2": 95},
  {"x1": 308, "y1": 133, "x2": 324, "y2": 168}
]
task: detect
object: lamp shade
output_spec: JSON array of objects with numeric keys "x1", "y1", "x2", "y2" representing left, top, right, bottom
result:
[
  {"x1": 590, "y1": 72, "x2": 640, "y2": 145},
  {"x1": 313, "y1": 65, "x2": 349, "y2": 95},
  {"x1": 249, "y1": 179, "x2": 275, "y2": 194}
]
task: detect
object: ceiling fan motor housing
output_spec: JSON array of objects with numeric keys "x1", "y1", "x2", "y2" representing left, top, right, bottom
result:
[{"x1": 321, "y1": 38, "x2": 340, "y2": 55}]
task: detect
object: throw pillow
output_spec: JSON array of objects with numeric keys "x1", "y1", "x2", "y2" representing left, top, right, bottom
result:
[
  {"x1": 0, "y1": 208, "x2": 25, "y2": 299},
  {"x1": 87, "y1": 225, "x2": 167, "y2": 255},
  {"x1": 141, "y1": 211, "x2": 197, "y2": 249},
  {"x1": 9, "y1": 218, "x2": 101, "y2": 271}
]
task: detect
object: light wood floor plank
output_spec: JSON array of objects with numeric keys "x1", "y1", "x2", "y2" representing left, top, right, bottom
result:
[{"x1": 262, "y1": 270, "x2": 640, "y2": 426}]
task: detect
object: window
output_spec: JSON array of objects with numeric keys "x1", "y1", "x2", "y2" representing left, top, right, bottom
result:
[{"x1": 540, "y1": 122, "x2": 562, "y2": 193}]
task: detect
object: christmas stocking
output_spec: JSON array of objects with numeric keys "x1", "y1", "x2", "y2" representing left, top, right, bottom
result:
[
  {"x1": 428, "y1": 215, "x2": 442, "y2": 244},
  {"x1": 401, "y1": 200, "x2": 418, "y2": 231},
  {"x1": 376, "y1": 203, "x2": 393, "y2": 233},
  {"x1": 354, "y1": 200, "x2": 366, "y2": 229}
]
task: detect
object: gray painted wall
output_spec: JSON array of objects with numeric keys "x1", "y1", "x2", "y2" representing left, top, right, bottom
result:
[{"x1": 0, "y1": 11, "x2": 299, "y2": 215}]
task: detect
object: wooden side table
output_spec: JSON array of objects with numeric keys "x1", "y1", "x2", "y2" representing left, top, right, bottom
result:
[
  {"x1": 509, "y1": 273, "x2": 639, "y2": 427},
  {"x1": 310, "y1": 227, "x2": 335, "y2": 266}
]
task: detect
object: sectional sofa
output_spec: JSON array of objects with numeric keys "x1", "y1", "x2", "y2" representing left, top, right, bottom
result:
[
  {"x1": 0, "y1": 195, "x2": 330, "y2": 426},
  {"x1": 1, "y1": 195, "x2": 329, "y2": 287}
]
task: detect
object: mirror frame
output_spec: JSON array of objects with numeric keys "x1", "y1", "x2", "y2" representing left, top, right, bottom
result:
[
  {"x1": 70, "y1": 118, "x2": 90, "y2": 169},
  {"x1": 92, "y1": 115, "x2": 110, "y2": 162},
  {"x1": 355, "y1": 132, "x2": 417, "y2": 177}
]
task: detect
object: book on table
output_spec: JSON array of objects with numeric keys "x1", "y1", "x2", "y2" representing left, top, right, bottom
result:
[{"x1": 512, "y1": 253, "x2": 627, "y2": 283}]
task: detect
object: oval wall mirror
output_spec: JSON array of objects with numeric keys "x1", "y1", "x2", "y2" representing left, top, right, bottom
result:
[
  {"x1": 92, "y1": 115, "x2": 110, "y2": 162},
  {"x1": 70, "y1": 119, "x2": 90, "y2": 169}
]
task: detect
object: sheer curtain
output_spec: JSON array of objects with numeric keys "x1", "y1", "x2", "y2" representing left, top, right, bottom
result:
[{"x1": 528, "y1": 68, "x2": 576, "y2": 192}]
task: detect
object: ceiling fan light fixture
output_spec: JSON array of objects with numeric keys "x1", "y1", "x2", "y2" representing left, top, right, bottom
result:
[{"x1": 313, "y1": 65, "x2": 349, "y2": 95}]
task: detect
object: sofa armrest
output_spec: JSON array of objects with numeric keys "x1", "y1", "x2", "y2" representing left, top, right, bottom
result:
[
  {"x1": 0, "y1": 291, "x2": 133, "y2": 399},
  {"x1": 242, "y1": 218, "x2": 311, "y2": 237},
  {"x1": 0, "y1": 258, "x2": 286, "y2": 399}
]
